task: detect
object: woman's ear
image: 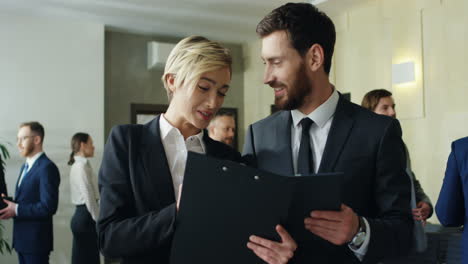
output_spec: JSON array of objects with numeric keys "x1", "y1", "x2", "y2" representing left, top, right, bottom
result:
[
  {"x1": 306, "y1": 44, "x2": 325, "y2": 73},
  {"x1": 166, "y1": 74, "x2": 177, "y2": 93}
]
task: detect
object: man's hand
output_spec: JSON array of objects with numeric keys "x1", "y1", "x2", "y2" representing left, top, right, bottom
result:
[
  {"x1": 412, "y1": 201, "x2": 431, "y2": 224},
  {"x1": 247, "y1": 225, "x2": 297, "y2": 264},
  {"x1": 304, "y1": 204, "x2": 359, "y2": 245},
  {"x1": 0, "y1": 198, "x2": 17, "y2": 220}
]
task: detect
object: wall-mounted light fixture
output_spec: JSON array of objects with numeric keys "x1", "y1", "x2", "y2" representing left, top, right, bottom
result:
[{"x1": 392, "y1": 61, "x2": 415, "y2": 85}]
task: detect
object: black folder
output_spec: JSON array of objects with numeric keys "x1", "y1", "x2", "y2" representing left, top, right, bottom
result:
[{"x1": 170, "y1": 152, "x2": 343, "y2": 264}]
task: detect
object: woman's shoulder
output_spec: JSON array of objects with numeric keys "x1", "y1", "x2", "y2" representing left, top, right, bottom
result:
[
  {"x1": 109, "y1": 124, "x2": 144, "y2": 138},
  {"x1": 70, "y1": 159, "x2": 88, "y2": 171}
]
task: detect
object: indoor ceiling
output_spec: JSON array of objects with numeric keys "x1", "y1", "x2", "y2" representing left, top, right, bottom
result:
[{"x1": 0, "y1": 0, "x2": 370, "y2": 43}]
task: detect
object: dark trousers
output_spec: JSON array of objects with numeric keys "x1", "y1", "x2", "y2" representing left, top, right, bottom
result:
[
  {"x1": 71, "y1": 205, "x2": 100, "y2": 264},
  {"x1": 18, "y1": 252, "x2": 49, "y2": 264}
]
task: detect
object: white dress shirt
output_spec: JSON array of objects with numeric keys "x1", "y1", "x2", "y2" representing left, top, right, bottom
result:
[
  {"x1": 159, "y1": 115, "x2": 206, "y2": 199},
  {"x1": 70, "y1": 156, "x2": 100, "y2": 221},
  {"x1": 16, "y1": 152, "x2": 44, "y2": 216},
  {"x1": 291, "y1": 88, "x2": 370, "y2": 260}
]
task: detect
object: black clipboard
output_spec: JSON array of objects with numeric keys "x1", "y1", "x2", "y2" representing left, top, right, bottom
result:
[{"x1": 170, "y1": 152, "x2": 343, "y2": 264}]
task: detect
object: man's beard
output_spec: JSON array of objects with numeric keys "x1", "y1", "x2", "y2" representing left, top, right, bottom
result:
[
  {"x1": 274, "y1": 66, "x2": 310, "y2": 111},
  {"x1": 20, "y1": 143, "x2": 34, "y2": 157},
  {"x1": 223, "y1": 137, "x2": 234, "y2": 146}
]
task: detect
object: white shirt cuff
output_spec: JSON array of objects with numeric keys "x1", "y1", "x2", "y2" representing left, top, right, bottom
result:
[
  {"x1": 348, "y1": 217, "x2": 370, "y2": 261},
  {"x1": 15, "y1": 204, "x2": 18, "y2": 216}
]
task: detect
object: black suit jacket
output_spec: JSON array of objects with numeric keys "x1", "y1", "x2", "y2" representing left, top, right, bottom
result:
[
  {"x1": 97, "y1": 116, "x2": 241, "y2": 264},
  {"x1": 243, "y1": 95, "x2": 413, "y2": 264}
]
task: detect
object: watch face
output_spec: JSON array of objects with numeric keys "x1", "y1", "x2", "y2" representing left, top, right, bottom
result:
[{"x1": 353, "y1": 232, "x2": 366, "y2": 246}]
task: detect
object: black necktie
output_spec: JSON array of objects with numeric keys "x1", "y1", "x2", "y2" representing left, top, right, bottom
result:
[{"x1": 297, "y1": 118, "x2": 314, "y2": 175}]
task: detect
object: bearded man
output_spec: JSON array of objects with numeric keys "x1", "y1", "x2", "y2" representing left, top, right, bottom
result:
[
  {"x1": 242, "y1": 3, "x2": 413, "y2": 263},
  {"x1": 208, "y1": 111, "x2": 236, "y2": 147}
]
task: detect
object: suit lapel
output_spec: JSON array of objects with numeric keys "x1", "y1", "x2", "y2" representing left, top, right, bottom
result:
[
  {"x1": 15, "y1": 154, "x2": 46, "y2": 198},
  {"x1": 280, "y1": 111, "x2": 295, "y2": 175},
  {"x1": 14, "y1": 163, "x2": 26, "y2": 198},
  {"x1": 140, "y1": 116, "x2": 176, "y2": 204},
  {"x1": 272, "y1": 111, "x2": 294, "y2": 175},
  {"x1": 319, "y1": 96, "x2": 355, "y2": 173}
]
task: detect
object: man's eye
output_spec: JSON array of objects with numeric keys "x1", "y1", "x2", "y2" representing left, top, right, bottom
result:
[
  {"x1": 217, "y1": 92, "x2": 226, "y2": 97},
  {"x1": 198, "y1": 86, "x2": 209, "y2": 91}
]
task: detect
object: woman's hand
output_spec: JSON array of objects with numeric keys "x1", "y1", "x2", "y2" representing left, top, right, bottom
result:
[{"x1": 247, "y1": 225, "x2": 297, "y2": 264}]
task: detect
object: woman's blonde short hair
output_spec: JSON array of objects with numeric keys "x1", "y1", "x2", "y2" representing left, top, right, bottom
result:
[{"x1": 161, "y1": 36, "x2": 232, "y2": 101}]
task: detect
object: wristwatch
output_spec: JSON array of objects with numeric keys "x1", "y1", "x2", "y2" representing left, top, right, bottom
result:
[{"x1": 349, "y1": 216, "x2": 366, "y2": 250}]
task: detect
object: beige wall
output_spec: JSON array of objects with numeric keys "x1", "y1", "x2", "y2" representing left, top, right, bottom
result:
[
  {"x1": 242, "y1": 40, "x2": 273, "y2": 132},
  {"x1": 242, "y1": 0, "x2": 468, "y2": 223}
]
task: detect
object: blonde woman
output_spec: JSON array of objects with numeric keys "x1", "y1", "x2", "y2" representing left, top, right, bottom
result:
[
  {"x1": 69, "y1": 132, "x2": 100, "y2": 264},
  {"x1": 97, "y1": 36, "x2": 296, "y2": 264}
]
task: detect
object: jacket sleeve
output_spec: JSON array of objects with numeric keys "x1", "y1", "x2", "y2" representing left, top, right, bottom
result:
[
  {"x1": 405, "y1": 145, "x2": 433, "y2": 215},
  {"x1": 97, "y1": 125, "x2": 176, "y2": 258},
  {"x1": 412, "y1": 174, "x2": 433, "y2": 214},
  {"x1": 435, "y1": 142, "x2": 464, "y2": 227},
  {"x1": 17, "y1": 162, "x2": 60, "y2": 219},
  {"x1": 363, "y1": 119, "x2": 414, "y2": 263}
]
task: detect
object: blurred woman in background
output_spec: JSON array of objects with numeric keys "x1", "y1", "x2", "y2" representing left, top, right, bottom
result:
[{"x1": 68, "y1": 132, "x2": 100, "y2": 264}]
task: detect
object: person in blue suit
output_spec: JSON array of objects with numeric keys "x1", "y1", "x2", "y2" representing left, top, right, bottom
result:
[
  {"x1": 436, "y1": 136, "x2": 468, "y2": 264},
  {"x1": 0, "y1": 121, "x2": 60, "y2": 264}
]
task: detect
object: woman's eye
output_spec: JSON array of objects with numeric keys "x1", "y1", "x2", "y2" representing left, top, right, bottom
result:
[
  {"x1": 198, "y1": 85, "x2": 209, "y2": 91},
  {"x1": 217, "y1": 91, "x2": 226, "y2": 97}
]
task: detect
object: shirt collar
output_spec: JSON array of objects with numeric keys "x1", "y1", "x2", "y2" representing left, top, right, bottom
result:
[
  {"x1": 291, "y1": 87, "x2": 339, "y2": 128},
  {"x1": 73, "y1": 155, "x2": 88, "y2": 164},
  {"x1": 159, "y1": 114, "x2": 205, "y2": 150},
  {"x1": 26, "y1": 151, "x2": 44, "y2": 169}
]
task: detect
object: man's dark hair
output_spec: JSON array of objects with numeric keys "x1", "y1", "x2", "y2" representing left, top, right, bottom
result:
[
  {"x1": 361, "y1": 89, "x2": 393, "y2": 111},
  {"x1": 256, "y1": 2, "x2": 336, "y2": 75},
  {"x1": 20, "y1": 121, "x2": 45, "y2": 144}
]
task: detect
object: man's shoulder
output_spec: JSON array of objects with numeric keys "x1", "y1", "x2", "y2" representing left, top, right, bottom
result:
[
  {"x1": 453, "y1": 136, "x2": 468, "y2": 147},
  {"x1": 341, "y1": 99, "x2": 395, "y2": 128},
  {"x1": 452, "y1": 137, "x2": 468, "y2": 159},
  {"x1": 250, "y1": 110, "x2": 289, "y2": 129},
  {"x1": 35, "y1": 154, "x2": 60, "y2": 177}
]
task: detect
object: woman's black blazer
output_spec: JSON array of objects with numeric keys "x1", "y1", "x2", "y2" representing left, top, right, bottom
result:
[{"x1": 97, "y1": 115, "x2": 241, "y2": 263}]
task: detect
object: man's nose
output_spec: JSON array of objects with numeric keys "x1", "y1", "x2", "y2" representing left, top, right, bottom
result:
[{"x1": 263, "y1": 67, "x2": 274, "y2": 85}]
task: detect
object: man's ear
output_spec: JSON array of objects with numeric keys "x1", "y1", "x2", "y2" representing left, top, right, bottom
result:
[
  {"x1": 165, "y1": 74, "x2": 177, "y2": 93},
  {"x1": 33, "y1": 135, "x2": 42, "y2": 146},
  {"x1": 306, "y1": 44, "x2": 325, "y2": 73}
]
